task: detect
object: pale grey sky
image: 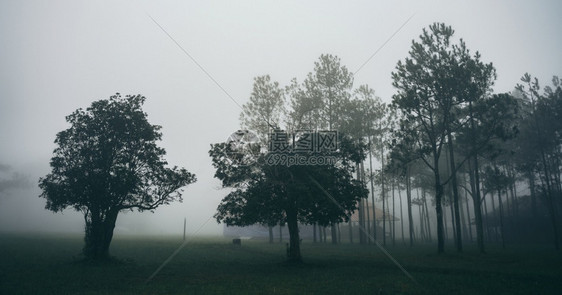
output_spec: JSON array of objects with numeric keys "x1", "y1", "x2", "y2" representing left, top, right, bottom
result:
[{"x1": 1, "y1": 0, "x2": 560, "y2": 235}]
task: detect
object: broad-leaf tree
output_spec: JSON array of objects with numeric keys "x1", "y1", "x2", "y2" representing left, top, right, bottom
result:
[
  {"x1": 287, "y1": 54, "x2": 358, "y2": 244},
  {"x1": 211, "y1": 56, "x2": 368, "y2": 260},
  {"x1": 39, "y1": 94, "x2": 196, "y2": 260},
  {"x1": 210, "y1": 141, "x2": 366, "y2": 262}
]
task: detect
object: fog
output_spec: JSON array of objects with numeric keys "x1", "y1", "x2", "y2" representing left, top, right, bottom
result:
[{"x1": 1, "y1": 0, "x2": 561, "y2": 237}]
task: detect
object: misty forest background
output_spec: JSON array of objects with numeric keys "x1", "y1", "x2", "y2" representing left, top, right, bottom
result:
[
  {"x1": 211, "y1": 22, "x2": 562, "y2": 256},
  {"x1": 0, "y1": 21, "x2": 560, "y2": 255},
  {"x1": 1, "y1": 1, "x2": 561, "y2": 293}
]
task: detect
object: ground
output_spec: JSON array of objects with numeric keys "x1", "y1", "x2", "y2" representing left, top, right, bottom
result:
[{"x1": 0, "y1": 233, "x2": 560, "y2": 294}]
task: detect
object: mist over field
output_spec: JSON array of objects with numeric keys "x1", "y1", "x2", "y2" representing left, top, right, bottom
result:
[
  {"x1": 0, "y1": 1, "x2": 562, "y2": 238},
  {"x1": 2, "y1": 1, "x2": 562, "y2": 294},
  {"x1": 0, "y1": 0, "x2": 560, "y2": 242}
]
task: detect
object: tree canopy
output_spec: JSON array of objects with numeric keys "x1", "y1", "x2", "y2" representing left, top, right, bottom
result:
[
  {"x1": 39, "y1": 93, "x2": 196, "y2": 260},
  {"x1": 210, "y1": 54, "x2": 369, "y2": 261}
]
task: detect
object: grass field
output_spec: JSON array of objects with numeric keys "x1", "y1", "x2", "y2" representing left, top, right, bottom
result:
[{"x1": 1, "y1": 233, "x2": 561, "y2": 294}]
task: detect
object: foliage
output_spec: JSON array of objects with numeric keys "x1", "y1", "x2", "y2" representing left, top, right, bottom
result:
[
  {"x1": 391, "y1": 22, "x2": 505, "y2": 253},
  {"x1": 240, "y1": 75, "x2": 285, "y2": 141},
  {"x1": 39, "y1": 94, "x2": 196, "y2": 259},
  {"x1": 211, "y1": 54, "x2": 369, "y2": 260},
  {"x1": 514, "y1": 74, "x2": 562, "y2": 250}
]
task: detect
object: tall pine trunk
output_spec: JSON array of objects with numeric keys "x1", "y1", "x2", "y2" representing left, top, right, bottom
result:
[
  {"x1": 463, "y1": 184, "x2": 473, "y2": 243},
  {"x1": 491, "y1": 192, "x2": 498, "y2": 242},
  {"x1": 434, "y1": 168, "x2": 445, "y2": 253},
  {"x1": 382, "y1": 181, "x2": 386, "y2": 246},
  {"x1": 399, "y1": 188, "x2": 405, "y2": 245},
  {"x1": 357, "y1": 162, "x2": 366, "y2": 244},
  {"x1": 361, "y1": 162, "x2": 371, "y2": 243},
  {"x1": 468, "y1": 100, "x2": 485, "y2": 253},
  {"x1": 406, "y1": 164, "x2": 415, "y2": 247},
  {"x1": 368, "y1": 136, "x2": 377, "y2": 241},
  {"x1": 446, "y1": 132, "x2": 463, "y2": 252},
  {"x1": 497, "y1": 188, "x2": 506, "y2": 249},
  {"x1": 381, "y1": 145, "x2": 386, "y2": 246},
  {"x1": 423, "y1": 189, "x2": 432, "y2": 242},
  {"x1": 392, "y1": 181, "x2": 396, "y2": 246}
]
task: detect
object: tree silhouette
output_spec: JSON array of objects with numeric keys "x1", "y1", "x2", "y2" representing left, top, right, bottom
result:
[
  {"x1": 515, "y1": 74, "x2": 562, "y2": 250},
  {"x1": 39, "y1": 94, "x2": 196, "y2": 260},
  {"x1": 391, "y1": 23, "x2": 502, "y2": 253},
  {"x1": 210, "y1": 140, "x2": 366, "y2": 262}
]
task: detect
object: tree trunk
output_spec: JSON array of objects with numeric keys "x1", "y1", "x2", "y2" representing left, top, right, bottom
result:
[
  {"x1": 286, "y1": 203, "x2": 301, "y2": 262},
  {"x1": 357, "y1": 163, "x2": 366, "y2": 244},
  {"x1": 491, "y1": 192, "x2": 498, "y2": 242},
  {"x1": 446, "y1": 131, "x2": 463, "y2": 252},
  {"x1": 83, "y1": 209, "x2": 118, "y2": 260},
  {"x1": 392, "y1": 181, "x2": 396, "y2": 246},
  {"x1": 269, "y1": 226, "x2": 274, "y2": 244},
  {"x1": 434, "y1": 171, "x2": 445, "y2": 253},
  {"x1": 348, "y1": 220, "x2": 353, "y2": 244},
  {"x1": 472, "y1": 187, "x2": 484, "y2": 252},
  {"x1": 464, "y1": 185, "x2": 473, "y2": 243},
  {"x1": 406, "y1": 165, "x2": 415, "y2": 247},
  {"x1": 509, "y1": 166, "x2": 519, "y2": 223},
  {"x1": 361, "y1": 162, "x2": 370, "y2": 243},
  {"x1": 483, "y1": 192, "x2": 491, "y2": 242},
  {"x1": 423, "y1": 189, "x2": 432, "y2": 242},
  {"x1": 331, "y1": 224, "x2": 338, "y2": 244},
  {"x1": 399, "y1": 187, "x2": 405, "y2": 245},
  {"x1": 459, "y1": 191, "x2": 468, "y2": 242},
  {"x1": 443, "y1": 203, "x2": 448, "y2": 241},
  {"x1": 380, "y1": 196, "x2": 385, "y2": 245},
  {"x1": 450, "y1": 200, "x2": 456, "y2": 244},
  {"x1": 313, "y1": 223, "x2": 317, "y2": 243},
  {"x1": 468, "y1": 100, "x2": 485, "y2": 253},
  {"x1": 528, "y1": 172, "x2": 538, "y2": 219},
  {"x1": 381, "y1": 144, "x2": 386, "y2": 246},
  {"x1": 368, "y1": 135, "x2": 377, "y2": 241},
  {"x1": 498, "y1": 189, "x2": 506, "y2": 249},
  {"x1": 418, "y1": 204, "x2": 425, "y2": 241},
  {"x1": 338, "y1": 223, "x2": 341, "y2": 244}
]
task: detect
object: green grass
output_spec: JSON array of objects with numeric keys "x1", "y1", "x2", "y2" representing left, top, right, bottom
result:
[{"x1": 1, "y1": 233, "x2": 561, "y2": 294}]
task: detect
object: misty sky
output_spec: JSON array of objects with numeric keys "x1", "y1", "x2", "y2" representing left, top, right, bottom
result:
[{"x1": 1, "y1": 0, "x2": 560, "y2": 236}]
